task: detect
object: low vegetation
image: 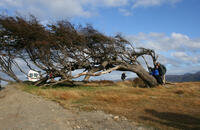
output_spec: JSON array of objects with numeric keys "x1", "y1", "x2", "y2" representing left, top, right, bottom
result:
[{"x1": 18, "y1": 79, "x2": 200, "y2": 130}]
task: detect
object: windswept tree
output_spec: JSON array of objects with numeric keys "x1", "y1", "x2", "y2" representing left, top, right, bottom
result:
[{"x1": 0, "y1": 15, "x2": 159, "y2": 87}]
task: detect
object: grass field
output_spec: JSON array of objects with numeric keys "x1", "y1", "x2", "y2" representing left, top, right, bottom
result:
[{"x1": 19, "y1": 79, "x2": 200, "y2": 130}]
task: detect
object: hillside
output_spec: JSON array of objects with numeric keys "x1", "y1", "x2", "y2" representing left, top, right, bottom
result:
[{"x1": 166, "y1": 71, "x2": 200, "y2": 82}]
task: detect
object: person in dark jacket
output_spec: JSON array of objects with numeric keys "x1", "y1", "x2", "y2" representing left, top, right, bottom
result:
[
  {"x1": 121, "y1": 72, "x2": 126, "y2": 81},
  {"x1": 156, "y1": 62, "x2": 167, "y2": 84}
]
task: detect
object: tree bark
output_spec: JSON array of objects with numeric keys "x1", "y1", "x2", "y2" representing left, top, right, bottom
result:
[
  {"x1": 83, "y1": 68, "x2": 99, "y2": 81},
  {"x1": 83, "y1": 75, "x2": 90, "y2": 81},
  {"x1": 118, "y1": 64, "x2": 158, "y2": 87},
  {"x1": 134, "y1": 65, "x2": 158, "y2": 87}
]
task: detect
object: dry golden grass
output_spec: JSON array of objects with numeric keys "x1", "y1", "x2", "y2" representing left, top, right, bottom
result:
[{"x1": 19, "y1": 80, "x2": 200, "y2": 130}]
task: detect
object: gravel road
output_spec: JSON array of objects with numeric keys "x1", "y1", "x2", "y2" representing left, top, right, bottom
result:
[{"x1": 0, "y1": 85, "x2": 153, "y2": 130}]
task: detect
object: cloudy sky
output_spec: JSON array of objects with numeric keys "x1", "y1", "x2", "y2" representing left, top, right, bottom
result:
[{"x1": 1, "y1": 0, "x2": 200, "y2": 80}]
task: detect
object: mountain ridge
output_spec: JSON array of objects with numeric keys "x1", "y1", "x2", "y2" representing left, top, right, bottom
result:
[{"x1": 166, "y1": 71, "x2": 200, "y2": 82}]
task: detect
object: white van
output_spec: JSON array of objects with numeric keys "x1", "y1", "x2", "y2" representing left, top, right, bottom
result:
[{"x1": 28, "y1": 70, "x2": 40, "y2": 82}]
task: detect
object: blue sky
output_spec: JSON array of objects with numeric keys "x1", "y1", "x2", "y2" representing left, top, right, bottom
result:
[
  {"x1": 72, "y1": 0, "x2": 200, "y2": 38},
  {"x1": 1, "y1": 0, "x2": 200, "y2": 80}
]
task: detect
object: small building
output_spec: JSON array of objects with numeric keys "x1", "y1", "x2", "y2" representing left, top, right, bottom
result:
[{"x1": 28, "y1": 70, "x2": 40, "y2": 82}]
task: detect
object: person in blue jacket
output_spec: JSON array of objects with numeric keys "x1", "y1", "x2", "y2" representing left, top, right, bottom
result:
[{"x1": 149, "y1": 65, "x2": 163, "y2": 84}]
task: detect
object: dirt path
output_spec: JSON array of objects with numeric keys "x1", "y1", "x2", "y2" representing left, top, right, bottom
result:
[{"x1": 0, "y1": 85, "x2": 152, "y2": 130}]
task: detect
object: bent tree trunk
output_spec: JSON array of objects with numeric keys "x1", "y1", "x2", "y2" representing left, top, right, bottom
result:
[
  {"x1": 83, "y1": 64, "x2": 158, "y2": 88},
  {"x1": 118, "y1": 64, "x2": 158, "y2": 88},
  {"x1": 134, "y1": 65, "x2": 158, "y2": 87}
]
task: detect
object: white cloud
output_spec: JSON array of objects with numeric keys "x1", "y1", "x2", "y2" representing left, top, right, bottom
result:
[
  {"x1": 79, "y1": 0, "x2": 128, "y2": 7},
  {"x1": 119, "y1": 8, "x2": 132, "y2": 16},
  {"x1": 0, "y1": 0, "x2": 22, "y2": 7},
  {"x1": 172, "y1": 51, "x2": 187, "y2": 57},
  {"x1": 133, "y1": 0, "x2": 182, "y2": 8},
  {"x1": 101, "y1": 0, "x2": 128, "y2": 7},
  {"x1": 0, "y1": 0, "x2": 182, "y2": 20},
  {"x1": 126, "y1": 32, "x2": 200, "y2": 74},
  {"x1": 172, "y1": 51, "x2": 200, "y2": 63},
  {"x1": 0, "y1": 0, "x2": 130, "y2": 19},
  {"x1": 126, "y1": 32, "x2": 200, "y2": 52},
  {"x1": 0, "y1": 0, "x2": 90, "y2": 19}
]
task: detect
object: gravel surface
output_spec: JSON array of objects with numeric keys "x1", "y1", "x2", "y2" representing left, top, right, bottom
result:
[{"x1": 0, "y1": 85, "x2": 154, "y2": 130}]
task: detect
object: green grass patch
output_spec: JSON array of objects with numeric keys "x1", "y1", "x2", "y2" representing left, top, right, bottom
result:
[{"x1": 22, "y1": 85, "x2": 41, "y2": 92}]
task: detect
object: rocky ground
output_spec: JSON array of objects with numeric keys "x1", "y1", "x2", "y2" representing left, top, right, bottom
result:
[{"x1": 0, "y1": 85, "x2": 153, "y2": 130}]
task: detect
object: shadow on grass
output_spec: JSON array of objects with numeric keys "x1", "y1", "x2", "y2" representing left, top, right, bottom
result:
[{"x1": 140, "y1": 109, "x2": 200, "y2": 130}]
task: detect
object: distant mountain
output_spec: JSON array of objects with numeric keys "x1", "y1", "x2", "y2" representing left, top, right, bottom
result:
[{"x1": 166, "y1": 71, "x2": 200, "y2": 82}]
